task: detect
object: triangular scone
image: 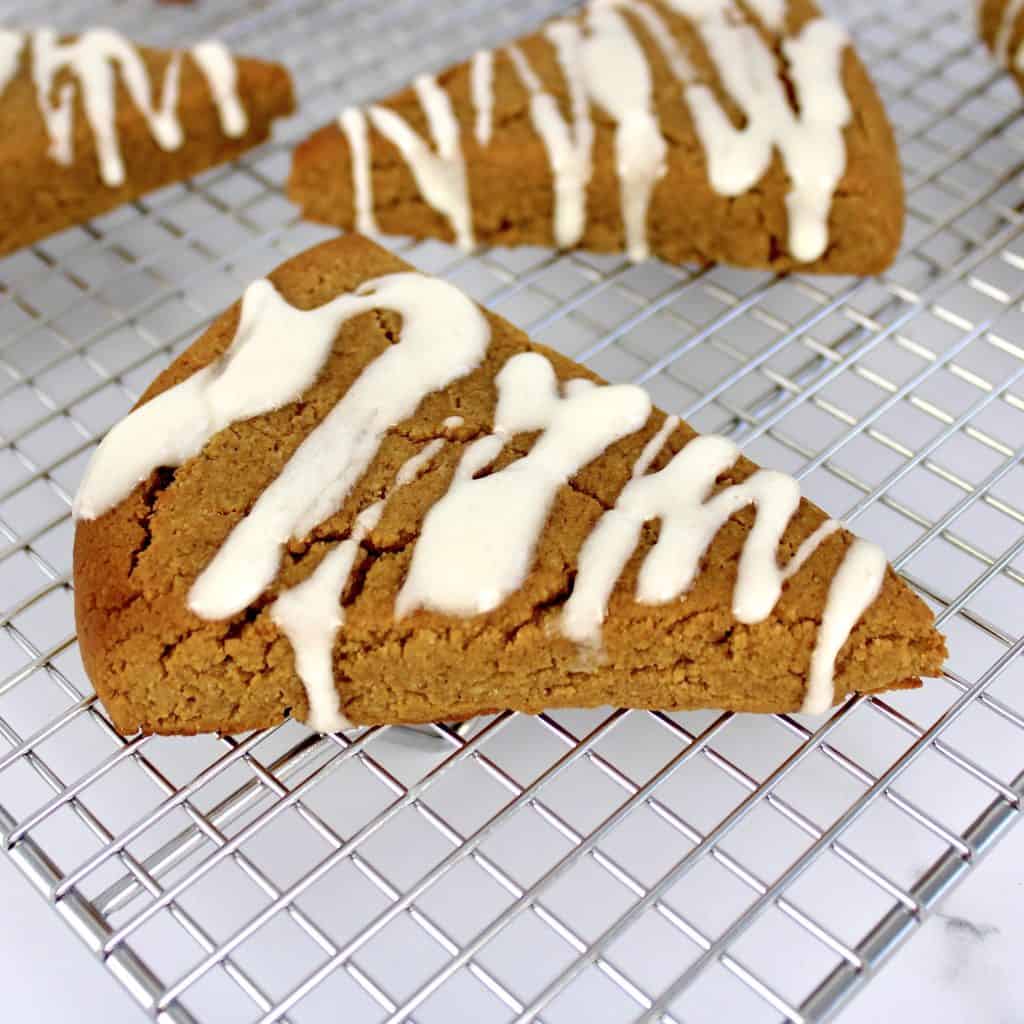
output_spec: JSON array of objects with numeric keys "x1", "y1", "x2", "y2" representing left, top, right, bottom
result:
[
  {"x1": 980, "y1": 0, "x2": 1024, "y2": 90},
  {"x1": 73, "y1": 236, "x2": 944, "y2": 737},
  {"x1": 288, "y1": 0, "x2": 902, "y2": 275},
  {"x1": 0, "y1": 27, "x2": 294, "y2": 256}
]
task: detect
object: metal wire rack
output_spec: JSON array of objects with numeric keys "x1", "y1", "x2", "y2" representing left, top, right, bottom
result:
[{"x1": 1, "y1": 0, "x2": 1022, "y2": 1020}]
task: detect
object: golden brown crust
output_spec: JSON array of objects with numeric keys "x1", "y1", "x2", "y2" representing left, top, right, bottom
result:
[
  {"x1": 288, "y1": 0, "x2": 903, "y2": 274},
  {"x1": 73, "y1": 235, "x2": 945, "y2": 736},
  {"x1": 0, "y1": 40, "x2": 295, "y2": 257}
]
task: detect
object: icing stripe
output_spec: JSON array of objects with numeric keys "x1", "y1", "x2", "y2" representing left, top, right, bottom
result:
[
  {"x1": 778, "y1": 20, "x2": 851, "y2": 263},
  {"x1": 623, "y1": 0, "x2": 697, "y2": 83},
  {"x1": 801, "y1": 539, "x2": 886, "y2": 714},
  {"x1": 396, "y1": 352, "x2": 652, "y2": 617},
  {"x1": 631, "y1": 413, "x2": 678, "y2": 479},
  {"x1": 470, "y1": 49, "x2": 495, "y2": 145},
  {"x1": 415, "y1": 74, "x2": 462, "y2": 162},
  {"x1": 190, "y1": 40, "x2": 248, "y2": 138},
  {"x1": 544, "y1": 21, "x2": 596, "y2": 247},
  {"x1": 562, "y1": 435, "x2": 760, "y2": 644},
  {"x1": 367, "y1": 75, "x2": 475, "y2": 250},
  {"x1": 545, "y1": 20, "x2": 595, "y2": 169},
  {"x1": 666, "y1": 2, "x2": 850, "y2": 262},
  {"x1": 271, "y1": 540, "x2": 361, "y2": 733},
  {"x1": 75, "y1": 277, "x2": 347, "y2": 520},
  {"x1": 745, "y1": 0, "x2": 787, "y2": 31},
  {"x1": 187, "y1": 273, "x2": 489, "y2": 620},
  {"x1": 507, "y1": 44, "x2": 542, "y2": 92},
  {"x1": 272, "y1": 438, "x2": 446, "y2": 733},
  {"x1": 782, "y1": 518, "x2": 840, "y2": 582},
  {"x1": 507, "y1": 38, "x2": 593, "y2": 249},
  {"x1": 336, "y1": 0, "x2": 852, "y2": 264},
  {"x1": 396, "y1": 437, "x2": 447, "y2": 486},
  {"x1": 580, "y1": 4, "x2": 667, "y2": 262},
  {"x1": 21, "y1": 28, "x2": 246, "y2": 188},
  {"x1": 74, "y1": 272, "x2": 488, "y2": 530},
  {"x1": 561, "y1": 427, "x2": 879, "y2": 711},
  {"x1": 33, "y1": 28, "x2": 183, "y2": 186},
  {"x1": 339, "y1": 107, "x2": 380, "y2": 236}
]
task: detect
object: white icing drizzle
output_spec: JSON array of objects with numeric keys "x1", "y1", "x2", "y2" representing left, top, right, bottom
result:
[
  {"x1": 0, "y1": 29, "x2": 24, "y2": 98},
  {"x1": 367, "y1": 74, "x2": 474, "y2": 250},
  {"x1": 470, "y1": 49, "x2": 494, "y2": 145},
  {"x1": 561, "y1": 429, "x2": 883, "y2": 711},
  {"x1": 33, "y1": 28, "x2": 183, "y2": 186},
  {"x1": 580, "y1": 3, "x2": 667, "y2": 262},
  {"x1": 665, "y1": 1, "x2": 850, "y2": 262},
  {"x1": 339, "y1": 107, "x2": 380, "y2": 236},
  {"x1": 507, "y1": 33, "x2": 593, "y2": 249},
  {"x1": 335, "y1": 0, "x2": 851, "y2": 263},
  {"x1": 443, "y1": 415, "x2": 464, "y2": 430},
  {"x1": 395, "y1": 437, "x2": 446, "y2": 485},
  {"x1": 632, "y1": 413, "x2": 679, "y2": 478},
  {"x1": 396, "y1": 352, "x2": 651, "y2": 617},
  {"x1": 507, "y1": 45, "x2": 543, "y2": 99},
  {"x1": 271, "y1": 542, "x2": 361, "y2": 733},
  {"x1": 74, "y1": 277, "x2": 348, "y2": 520},
  {"x1": 745, "y1": 0, "x2": 787, "y2": 32},
  {"x1": 271, "y1": 439, "x2": 445, "y2": 733},
  {"x1": 783, "y1": 517, "x2": 841, "y2": 582},
  {"x1": 190, "y1": 40, "x2": 248, "y2": 138},
  {"x1": 546, "y1": 20, "x2": 597, "y2": 247},
  {"x1": 801, "y1": 539, "x2": 886, "y2": 714},
  {"x1": 187, "y1": 274, "x2": 489, "y2": 620},
  {"x1": 777, "y1": 20, "x2": 852, "y2": 263},
  {"x1": 546, "y1": 20, "x2": 594, "y2": 135},
  {"x1": 23, "y1": 28, "x2": 246, "y2": 188},
  {"x1": 74, "y1": 272, "x2": 487, "y2": 531},
  {"x1": 623, "y1": 1, "x2": 697, "y2": 83}
]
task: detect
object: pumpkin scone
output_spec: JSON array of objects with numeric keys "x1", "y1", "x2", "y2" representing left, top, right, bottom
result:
[
  {"x1": 288, "y1": 0, "x2": 903, "y2": 274},
  {"x1": 0, "y1": 26, "x2": 294, "y2": 256},
  {"x1": 72, "y1": 235, "x2": 945, "y2": 737}
]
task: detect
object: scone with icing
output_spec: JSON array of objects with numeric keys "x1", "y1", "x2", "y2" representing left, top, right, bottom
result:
[
  {"x1": 288, "y1": 0, "x2": 902, "y2": 274},
  {"x1": 980, "y1": 0, "x2": 1024, "y2": 89},
  {"x1": 0, "y1": 27, "x2": 294, "y2": 256},
  {"x1": 72, "y1": 235, "x2": 945, "y2": 737}
]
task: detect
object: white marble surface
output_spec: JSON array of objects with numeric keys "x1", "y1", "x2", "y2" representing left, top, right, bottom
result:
[
  {"x1": 839, "y1": 815, "x2": 1024, "y2": 1024},
  {"x1": 0, "y1": 852, "x2": 142, "y2": 1024},
  {"x1": 2, "y1": 813, "x2": 1021, "y2": 1022}
]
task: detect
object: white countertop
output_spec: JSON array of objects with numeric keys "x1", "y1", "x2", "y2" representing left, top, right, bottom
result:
[
  {"x1": 838, "y1": 814, "x2": 1024, "y2": 1024},
  {"x1": 4, "y1": 815, "x2": 1022, "y2": 1022}
]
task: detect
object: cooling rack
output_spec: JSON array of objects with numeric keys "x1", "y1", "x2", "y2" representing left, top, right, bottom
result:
[{"x1": 1, "y1": 0, "x2": 1023, "y2": 1021}]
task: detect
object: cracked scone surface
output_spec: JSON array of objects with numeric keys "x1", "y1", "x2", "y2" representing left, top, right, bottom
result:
[
  {"x1": 288, "y1": 0, "x2": 903, "y2": 274},
  {"x1": 73, "y1": 236, "x2": 945, "y2": 736}
]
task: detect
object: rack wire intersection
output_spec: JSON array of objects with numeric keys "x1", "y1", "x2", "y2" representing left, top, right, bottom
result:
[{"x1": 1, "y1": 0, "x2": 1022, "y2": 1021}]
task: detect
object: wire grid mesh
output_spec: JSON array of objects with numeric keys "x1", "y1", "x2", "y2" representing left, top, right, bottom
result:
[{"x1": 0, "y1": 0, "x2": 1022, "y2": 1020}]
